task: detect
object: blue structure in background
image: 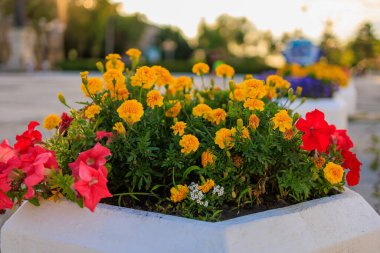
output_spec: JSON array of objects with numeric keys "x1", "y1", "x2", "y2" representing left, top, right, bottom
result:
[{"x1": 283, "y1": 39, "x2": 321, "y2": 66}]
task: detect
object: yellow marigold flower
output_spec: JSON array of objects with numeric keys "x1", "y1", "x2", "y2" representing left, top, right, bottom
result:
[
  {"x1": 146, "y1": 90, "x2": 164, "y2": 109},
  {"x1": 207, "y1": 108, "x2": 227, "y2": 125},
  {"x1": 85, "y1": 105, "x2": 102, "y2": 119},
  {"x1": 80, "y1": 71, "x2": 89, "y2": 80},
  {"x1": 106, "y1": 60, "x2": 125, "y2": 72},
  {"x1": 103, "y1": 69, "x2": 126, "y2": 85},
  {"x1": 171, "y1": 121, "x2": 186, "y2": 136},
  {"x1": 198, "y1": 179, "x2": 215, "y2": 193},
  {"x1": 115, "y1": 87, "x2": 129, "y2": 101},
  {"x1": 165, "y1": 100, "x2": 182, "y2": 118},
  {"x1": 43, "y1": 114, "x2": 61, "y2": 130},
  {"x1": 272, "y1": 110, "x2": 293, "y2": 133},
  {"x1": 201, "y1": 150, "x2": 216, "y2": 168},
  {"x1": 323, "y1": 162, "x2": 344, "y2": 185},
  {"x1": 241, "y1": 126, "x2": 250, "y2": 139},
  {"x1": 113, "y1": 122, "x2": 126, "y2": 135},
  {"x1": 215, "y1": 128, "x2": 236, "y2": 149},
  {"x1": 131, "y1": 66, "x2": 157, "y2": 89},
  {"x1": 126, "y1": 48, "x2": 142, "y2": 60},
  {"x1": 105, "y1": 53, "x2": 121, "y2": 61},
  {"x1": 243, "y1": 98, "x2": 265, "y2": 111},
  {"x1": 80, "y1": 77, "x2": 104, "y2": 97},
  {"x1": 243, "y1": 79, "x2": 267, "y2": 99},
  {"x1": 185, "y1": 94, "x2": 192, "y2": 104},
  {"x1": 230, "y1": 88, "x2": 246, "y2": 102},
  {"x1": 215, "y1": 64, "x2": 235, "y2": 78},
  {"x1": 248, "y1": 114, "x2": 260, "y2": 130},
  {"x1": 117, "y1": 99, "x2": 144, "y2": 125},
  {"x1": 152, "y1": 66, "x2": 174, "y2": 87},
  {"x1": 175, "y1": 76, "x2": 193, "y2": 90},
  {"x1": 170, "y1": 184, "x2": 189, "y2": 203},
  {"x1": 244, "y1": 74, "x2": 254, "y2": 80},
  {"x1": 266, "y1": 75, "x2": 284, "y2": 87},
  {"x1": 192, "y1": 62, "x2": 210, "y2": 76},
  {"x1": 179, "y1": 134, "x2": 200, "y2": 154},
  {"x1": 266, "y1": 86, "x2": 277, "y2": 99},
  {"x1": 192, "y1": 103, "x2": 212, "y2": 117}
]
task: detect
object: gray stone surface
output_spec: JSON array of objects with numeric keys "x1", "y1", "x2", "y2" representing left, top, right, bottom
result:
[{"x1": 0, "y1": 72, "x2": 379, "y2": 213}]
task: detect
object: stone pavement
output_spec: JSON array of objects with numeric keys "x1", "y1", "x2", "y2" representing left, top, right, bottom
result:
[{"x1": 0, "y1": 72, "x2": 379, "y2": 213}]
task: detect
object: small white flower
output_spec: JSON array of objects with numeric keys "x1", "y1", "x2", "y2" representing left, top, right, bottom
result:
[{"x1": 203, "y1": 201, "x2": 209, "y2": 207}]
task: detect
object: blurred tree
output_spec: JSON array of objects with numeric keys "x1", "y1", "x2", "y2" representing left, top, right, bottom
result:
[
  {"x1": 320, "y1": 20, "x2": 343, "y2": 65},
  {"x1": 156, "y1": 26, "x2": 193, "y2": 60},
  {"x1": 113, "y1": 14, "x2": 147, "y2": 53},
  {"x1": 349, "y1": 22, "x2": 379, "y2": 65}
]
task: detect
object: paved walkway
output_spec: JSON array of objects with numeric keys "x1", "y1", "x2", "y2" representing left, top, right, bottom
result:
[{"x1": 0, "y1": 72, "x2": 379, "y2": 213}]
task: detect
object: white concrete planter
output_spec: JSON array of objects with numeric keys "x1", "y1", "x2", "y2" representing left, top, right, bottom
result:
[
  {"x1": 2, "y1": 188, "x2": 380, "y2": 253},
  {"x1": 286, "y1": 96, "x2": 348, "y2": 129},
  {"x1": 335, "y1": 81, "x2": 357, "y2": 116}
]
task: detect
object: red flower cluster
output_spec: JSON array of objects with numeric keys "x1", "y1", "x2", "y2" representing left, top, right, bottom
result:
[
  {"x1": 295, "y1": 110, "x2": 361, "y2": 186},
  {"x1": 70, "y1": 143, "x2": 112, "y2": 211},
  {"x1": 0, "y1": 122, "x2": 59, "y2": 209}
]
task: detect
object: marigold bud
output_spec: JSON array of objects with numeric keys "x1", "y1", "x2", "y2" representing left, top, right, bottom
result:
[
  {"x1": 288, "y1": 88, "x2": 294, "y2": 97},
  {"x1": 96, "y1": 61, "x2": 104, "y2": 73},
  {"x1": 58, "y1": 92, "x2": 66, "y2": 105},
  {"x1": 237, "y1": 118, "x2": 244, "y2": 129},
  {"x1": 296, "y1": 86, "x2": 303, "y2": 96}
]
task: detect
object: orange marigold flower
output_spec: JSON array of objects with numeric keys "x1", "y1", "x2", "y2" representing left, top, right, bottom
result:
[
  {"x1": 198, "y1": 179, "x2": 215, "y2": 193},
  {"x1": 243, "y1": 79, "x2": 267, "y2": 99},
  {"x1": 272, "y1": 110, "x2": 292, "y2": 133},
  {"x1": 117, "y1": 99, "x2": 144, "y2": 125},
  {"x1": 80, "y1": 71, "x2": 89, "y2": 80},
  {"x1": 152, "y1": 66, "x2": 174, "y2": 87},
  {"x1": 103, "y1": 69, "x2": 126, "y2": 85},
  {"x1": 43, "y1": 114, "x2": 62, "y2": 130},
  {"x1": 314, "y1": 156, "x2": 326, "y2": 169},
  {"x1": 171, "y1": 121, "x2": 186, "y2": 136},
  {"x1": 115, "y1": 87, "x2": 129, "y2": 101},
  {"x1": 243, "y1": 98, "x2": 265, "y2": 111},
  {"x1": 113, "y1": 122, "x2": 126, "y2": 135},
  {"x1": 85, "y1": 105, "x2": 102, "y2": 119},
  {"x1": 105, "y1": 53, "x2": 121, "y2": 61},
  {"x1": 232, "y1": 155, "x2": 244, "y2": 168},
  {"x1": 266, "y1": 86, "x2": 277, "y2": 99},
  {"x1": 215, "y1": 128, "x2": 236, "y2": 149},
  {"x1": 81, "y1": 77, "x2": 104, "y2": 97},
  {"x1": 192, "y1": 62, "x2": 210, "y2": 76},
  {"x1": 165, "y1": 100, "x2": 182, "y2": 118},
  {"x1": 201, "y1": 150, "x2": 216, "y2": 168},
  {"x1": 192, "y1": 103, "x2": 212, "y2": 117},
  {"x1": 323, "y1": 162, "x2": 344, "y2": 185},
  {"x1": 126, "y1": 48, "x2": 142, "y2": 60},
  {"x1": 283, "y1": 128, "x2": 295, "y2": 140},
  {"x1": 170, "y1": 184, "x2": 189, "y2": 203},
  {"x1": 230, "y1": 88, "x2": 246, "y2": 102},
  {"x1": 248, "y1": 114, "x2": 260, "y2": 130},
  {"x1": 146, "y1": 90, "x2": 164, "y2": 109},
  {"x1": 207, "y1": 108, "x2": 227, "y2": 125},
  {"x1": 179, "y1": 134, "x2": 200, "y2": 154},
  {"x1": 215, "y1": 64, "x2": 235, "y2": 78},
  {"x1": 105, "y1": 60, "x2": 125, "y2": 72},
  {"x1": 131, "y1": 66, "x2": 157, "y2": 89}
]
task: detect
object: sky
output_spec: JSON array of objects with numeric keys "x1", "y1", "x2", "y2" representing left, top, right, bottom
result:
[{"x1": 117, "y1": 0, "x2": 380, "y2": 41}]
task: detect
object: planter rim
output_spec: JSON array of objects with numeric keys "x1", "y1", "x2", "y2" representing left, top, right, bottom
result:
[{"x1": 62, "y1": 187, "x2": 361, "y2": 226}]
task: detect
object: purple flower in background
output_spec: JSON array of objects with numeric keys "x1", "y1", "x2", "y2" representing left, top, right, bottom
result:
[{"x1": 285, "y1": 77, "x2": 337, "y2": 98}]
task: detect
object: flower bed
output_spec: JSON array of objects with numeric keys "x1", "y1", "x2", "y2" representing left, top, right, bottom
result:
[{"x1": 0, "y1": 49, "x2": 362, "y2": 223}]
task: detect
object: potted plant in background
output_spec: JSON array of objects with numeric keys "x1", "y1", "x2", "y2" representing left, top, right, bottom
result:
[{"x1": 0, "y1": 49, "x2": 379, "y2": 253}]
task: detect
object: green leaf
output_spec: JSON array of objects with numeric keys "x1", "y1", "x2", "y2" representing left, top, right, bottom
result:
[
  {"x1": 29, "y1": 197, "x2": 40, "y2": 207},
  {"x1": 182, "y1": 166, "x2": 201, "y2": 181}
]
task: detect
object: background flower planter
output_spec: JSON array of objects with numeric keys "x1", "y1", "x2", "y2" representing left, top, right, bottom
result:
[
  {"x1": 2, "y1": 188, "x2": 380, "y2": 253},
  {"x1": 286, "y1": 96, "x2": 348, "y2": 129},
  {"x1": 335, "y1": 81, "x2": 357, "y2": 116}
]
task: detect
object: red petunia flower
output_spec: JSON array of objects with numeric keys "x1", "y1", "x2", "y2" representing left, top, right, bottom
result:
[
  {"x1": 74, "y1": 162, "x2": 112, "y2": 212},
  {"x1": 331, "y1": 129, "x2": 354, "y2": 151},
  {"x1": 95, "y1": 131, "x2": 114, "y2": 144},
  {"x1": 295, "y1": 109, "x2": 335, "y2": 153},
  {"x1": 0, "y1": 140, "x2": 16, "y2": 164},
  {"x1": 0, "y1": 191, "x2": 13, "y2": 210},
  {"x1": 58, "y1": 112, "x2": 74, "y2": 134},
  {"x1": 341, "y1": 150, "x2": 361, "y2": 186},
  {"x1": 69, "y1": 143, "x2": 110, "y2": 179},
  {"x1": 14, "y1": 121, "x2": 42, "y2": 153}
]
